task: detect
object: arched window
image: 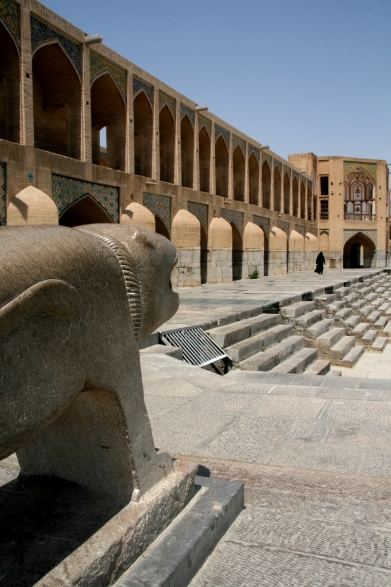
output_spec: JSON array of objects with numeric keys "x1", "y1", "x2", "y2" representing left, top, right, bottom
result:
[
  {"x1": 344, "y1": 167, "x2": 376, "y2": 221},
  {"x1": 0, "y1": 22, "x2": 20, "y2": 143},
  {"x1": 274, "y1": 167, "x2": 281, "y2": 212},
  {"x1": 283, "y1": 172, "x2": 290, "y2": 215},
  {"x1": 159, "y1": 105, "x2": 175, "y2": 183},
  {"x1": 181, "y1": 115, "x2": 194, "y2": 188},
  {"x1": 262, "y1": 161, "x2": 271, "y2": 209},
  {"x1": 199, "y1": 126, "x2": 210, "y2": 193},
  {"x1": 134, "y1": 91, "x2": 153, "y2": 177},
  {"x1": 233, "y1": 145, "x2": 245, "y2": 202},
  {"x1": 215, "y1": 135, "x2": 229, "y2": 197},
  {"x1": 248, "y1": 153, "x2": 259, "y2": 205}
]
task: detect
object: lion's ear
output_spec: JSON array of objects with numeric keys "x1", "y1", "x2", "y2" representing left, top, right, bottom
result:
[{"x1": 0, "y1": 280, "x2": 80, "y2": 336}]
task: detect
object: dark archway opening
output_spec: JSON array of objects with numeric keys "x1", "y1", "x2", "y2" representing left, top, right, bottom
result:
[
  {"x1": 343, "y1": 233, "x2": 375, "y2": 268},
  {"x1": 262, "y1": 161, "x2": 271, "y2": 209},
  {"x1": 33, "y1": 43, "x2": 81, "y2": 159},
  {"x1": 292, "y1": 177, "x2": 299, "y2": 217},
  {"x1": 155, "y1": 215, "x2": 170, "y2": 240},
  {"x1": 283, "y1": 172, "x2": 290, "y2": 215},
  {"x1": 199, "y1": 127, "x2": 210, "y2": 193},
  {"x1": 233, "y1": 145, "x2": 245, "y2": 202},
  {"x1": 215, "y1": 135, "x2": 229, "y2": 198},
  {"x1": 307, "y1": 186, "x2": 312, "y2": 220},
  {"x1": 159, "y1": 105, "x2": 175, "y2": 183},
  {"x1": 249, "y1": 153, "x2": 259, "y2": 205},
  {"x1": 300, "y1": 182, "x2": 306, "y2": 218},
  {"x1": 274, "y1": 167, "x2": 281, "y2": 212},
  {"x1": 59, "y1": 195, "x2": 113, "y2": 227},
  {"x1": 0, "y1": 22, "x2": 20, "y2": 143},
  {"x1": 200, "y1": 225, "x2": 208, "y2": 284},
  {"x1": 181, "y1": 115, "x2": 194, "y2": 188},
  {"x1": 134, "y1": 91, "x2": 153, "y2": 177},
  {"x1": 232, "y1": 223, "x2": 243, "y2": 281}
]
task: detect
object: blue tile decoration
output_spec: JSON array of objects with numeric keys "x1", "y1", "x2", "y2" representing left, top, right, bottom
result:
[
  {"x1": 262, "y1": 151, "x2": 272, "y2": 168},
  {"x1": 277, "y1": 220, "x2": 290, "y2": 236},
  {"x1": 294, "y1": 224, "x2": 305, "y2": 237},
  {"x1": 52, "y1": 174, "x2": 119, "y2": 222},
  {"x1": 344, "y1": 161, "x2": 377, "y2": 181},
  {"x1": 344, "y1": 229, "x2": 377, "y2": 246},
  {"x1": 31, "y1": 16, "x2": 81, "y2": 76},
  {"x1": 198, "y1": 115, "x2": 211, "y2": 136},
  {"x1": 180, "y1": 104, "x2": 195, "y2": 126},
  {"x1": 143, "y1": 192, "x2": 171, "y2": 235},
  {"x1": 27, "y1": 171, "x2": 34, "y2": 182},
  {"x1": 188, "y1": 201, "x2": 208, "y2": 234},
  {"x1": 215, "y1": 124, "x2": 230, "y2": 148},
  {"x1": 233, "y1": 135, "x2": 246, "y2": 156},
  {"x1": 253, "y1": 214, "x2": 270, "y2": 236},
  {"x1": 273, "y1": 158, "x2": 282, "y2": 172},
  {"x1": 133, "y1": 76, "x2": 154, "y2": 105},
  {"x1": 0, "y1": 163, "x2": 6, "y2": 225},
  {"x1": 159, "y1": 91, "x2": 176, "y2": 119},
  {"x1": 0, "y1": 0, "x2": 19, "y2": 48},
  {"x1": 220, "y1": 208, "x2": 244, "y2": 237},
  {"x1": 248, "y1": 144, "x2": 260, "y2": 161},
  {"x1": 91, "y1": 52, "x2": 127, "y2": 103}
]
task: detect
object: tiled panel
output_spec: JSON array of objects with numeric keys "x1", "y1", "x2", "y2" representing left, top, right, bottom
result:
[
  {"x1": 248, "y1": 144, "x2": 260, "y2": 161},
  {"x1": 274, "y1": 158, "x2": 282, "y2": 171},
  {"x1": 262, "y1": 152, "x2": 272, "y2": 168},
  {"x1": 90, "y1": 52, "x2": 127, "y2": 102},
  {"x1": 233, "y1": 135, "x2": 246, "y2": 155},
  {"x1": 188, "y1": 201, "x2": 208, "y2": 234},
  {"x1": 215, "y1": 124, "x2": 230, "y2": 148},
  {"x1": 344, "y1": 161, "x2": 377, "y2": 181},
  {"x1": 294, "y1": 224, "x2": 305, "y2": 237},
  {"x1": 344, "y1": 229, "x2": 377, "y2": 246},
  {"x1": 277, "y1": 220, "x2": 290, "y2": 235},
  {"x1": 180, "y1": 104, "x2": 195, "y2": 126},
  {"x1": 133, "y1": 76, "x2": 154, "y2": 105},
  {"x1": 0, "y1": 0, "x2": 19, "y2": 48},
  {"x1": 159, "y1": 91, "x2": 176, "y2": 119},
  {"x1": 198, "y1": 115, "x2": 211, "y2": 136},
  {"x1": 220, "y1": 208, "x2": 244, "y2": 237},
  {"x1": 143, "y1": 192, "x2": 172, "y2": 235},
  {"x1": 30, "y1": 16, "x2": 81, "y2": 76},
  {"x1": 253, "y1": 214, "x2": 270, "y2": 235}
]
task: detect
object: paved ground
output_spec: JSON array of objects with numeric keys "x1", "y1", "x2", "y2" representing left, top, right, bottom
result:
[{"x1": 331, "y1": 340, "x2": 391, "y2": 379}]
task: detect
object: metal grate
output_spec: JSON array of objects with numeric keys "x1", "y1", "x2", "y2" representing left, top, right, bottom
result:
[{"x1": 159, "y1": 326, "x2": 227, "y2": 367}]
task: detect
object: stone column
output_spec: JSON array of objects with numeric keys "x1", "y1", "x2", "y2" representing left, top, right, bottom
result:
[
  {"x1": 174, "y1": 101, "x2": 180, "y2": 186},
  {"x1": 193, "y1": 112, "x2": 199, "y2": 191},
  {"x1": 210, "y1": 123, "x2": 216, "y2": 195},
  {"x1": 270, "y1": 159, "x2": 275, "y2": 211},
  {"x1": 228, "y1": 133, "x2": 233, "y2": 199},
  {"x1": 19, "y1": 7, "x2": 34, "y2": 146},
  {"x1": 259, "y1": 154, "x2": 263, "y2": 208},
  {"x1": 244, "y1": 142, "x2": 249, "y2": 203},
  {"x1": 80, "y1": 44, "x2": 91, "y2": 163},
  {"x1": 289, "y1": 170, "x2": 293, "y2": 216},
  {"x1": 152, "y1": 89, "x2": 159, "y2": 180},
  {"x1": 126, "y1": 72, "x2": 133, "y2": 174}
]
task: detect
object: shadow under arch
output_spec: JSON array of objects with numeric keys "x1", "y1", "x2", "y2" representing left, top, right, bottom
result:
[
  {"x1": 343, "y1": 232, "x2": 376, "y2": 268},
  {"x1": 59, "y1": 195, "x2": 114, "y2": 227},
  {"x1": 231, "y1": 223, "x2": 243, "y2": 281},
  {"x1": 0, "y1": 21, "x2": 20, "y2": 143},
  {"x1": 155, "y1": 215, "x2": 170, "y2": 240}
]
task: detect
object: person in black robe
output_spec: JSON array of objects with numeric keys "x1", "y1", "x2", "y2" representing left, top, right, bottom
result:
[{"x1": 315, "y1": 251, "x2": 326, "y2": 274}]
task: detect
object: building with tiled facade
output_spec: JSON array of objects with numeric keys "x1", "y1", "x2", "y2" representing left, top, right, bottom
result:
[{"x1": 0, "y1": 0, "x2": 388, "y2": 286}]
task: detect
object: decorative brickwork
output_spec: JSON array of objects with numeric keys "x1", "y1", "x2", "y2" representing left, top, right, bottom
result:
[
  {"x1": 30, "y1": 16, "x2": 81, "y2": 76},
  {"x1": 133, "y1": 76, "x2": 154, "y2": 105},
  {"x1": 253, "y1": 214, "x2": 270, "y2": 236},
  {"x1": 294, "y1": 224, "x2": 305, "y2": 237},
  {"x1": 159, "y1": 91, "x2": 176, "y2": 119},
  {"x1": 248, "y1": 144, "x2": 260, "y2": 161},
  {"x1": 0, "y1": 0, "x2": 19, "y2": 48},
  {"x1": 188, "y1": 201, "x2": 208, "y2": 234},
  {"x1": 343, "y1": 229, "x2": 377, "y2": 246},
  {"x1": 344, "y1": 161, "x2": 377, "y2": 181},
  {"x1": 220, "y1": 208, "x2": 244, "y2": 237},
  {"x1": 0, "y1": 163, "x2": 6, "y2": 225},
  {"x1": 215, "y1": 124, "x2": 230, "y2": 148},
  {"x1": 90, "y1": 52, "x2": 127, "y2": 103},
  {"x1": 198, "y1": 115, "x2": 211, "y2": 136},
  {"x1": 143, "y1": 192, "x2": 171, "y2": 235},
  {"x1": 274, "y1": 158, "x2": 282, "y2": 172},
  {"x1": 52, "y1": 174, "x2": 119, "y2": 222},
  {"x1": 180, "y1": 104, "x2": 195, "y2": 126},
  {"x1": 277, "y1": 220, "x2": 290, "y2": 235},
  {"x1": 233, "y1": 135, "x2": 246, "y2": 155},
  {"x1": 262, "y1": 151, "x2": 272, "y2": 168}
]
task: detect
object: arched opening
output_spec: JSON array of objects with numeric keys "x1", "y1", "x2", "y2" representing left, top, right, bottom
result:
[
  {"x1": 248, "y1": 153, "x2": 259, "y2": 205},
  {"x1": 292, "y1": 177, "x2": 299, "y2": 216},
  {"x1": 199, "y1": 126, "x2": 210, "y2": 193},
  {"x1": 288, "y1": 230, "x2": 305, "y2": 273},
  {"x1": 343, "y1": 233, "x2": 376, "y2": 268},
  {"x1": 7, "y1": 186, "x2": 58, "y2": 225},
  {"x1": 300, "y1": 182, "x2": 305, "y2": 218},
  {"x1": 121, "y1": 202, "x2": 155, "y2": 230},
  {"x1": 307, "y1": 185, "x2": 312, "y2": 220},
  {"x1": 159, "y1": 105, "x2": 175, "y2": 183},
  {"x1": 91, "y1": 72, "x2": 126, "y2": 171},
  {"x1": 215, "y1": 135, "x2": 229, "y2": 198},
  {"x1": 208, "y1": 217, "x2": 232, "y2": 283},
  {"x1": 181, "y1": 115, "x2": 194, "y2": 188},
  {"x1": 283, "y1": 172, "x2": 290, "y2": 214},
  {"x1": 200, "y1": 226, "x2": 208, "y2": 284},
  {"x1": 274, "y1": 167, "x2": 281, "y2": 212},
  {"x1": 0, "y1": 22, "x2": 20, "y2": 143},
  {"x1": 59, "y1": 195, "x2": 113, "y2": 227},
  {"x1": 244, "y1": 222, "x2": 264, "y2": 277},
  {"x1": 134, "y1": 91, "x2": 153, "y2": 177},
  {"x1": 305, "y1": 232, "x2": 319, "y2": 271},
  {"x1": 344, "y1": 166, "x2": 376, "y2": 221},
  {"x1": 99, "y1": 127, "x2": 109, "y2": 166},
  {"x1": 262, "y1": 161, "x2": 271, "y2": 209},
  {"x1": 319, "y1": 231, "x2": 329, "y2": 251},
  {"x1": 155, "y1": 215, "x2": 170, "y2": 240},
  {"x1": 172, "y1": 209, "x2": 201, "y2": 287},
  {"x1": 33, "y1": 43, "x2": 81, "y2": 159},
  {"x1": 268, "y1": 226, "x2": 288, "y2": 275},
  {"x1": 232, "y1": 223, "x2": 243, "y2": 280},
  {"x1": 233, "y1": 145, "x2": 245, "y2": 202}
]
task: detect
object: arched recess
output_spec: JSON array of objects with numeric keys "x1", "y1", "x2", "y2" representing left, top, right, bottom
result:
[
  {"x1": 244, "y1": 221, "x2": 264, "y2": 278},
  {"x1": 289, "y1": 230, "x2": 304, "y2": 252},
  {"x1": 288, "y1": 229, "x2": 304, "y2": 273},
  {"x1": 59, "y1": 195, "x2": 113, "y2": 227},
  {"x1": 248, "y1": 153, "x2": 259, "y2": 205},
  {"x1": 300, "y1": 181, "x2": 306, "y2": 218},
  {"x1": 33, "y1": 43, "x2": 81, "y2": 159},
  {"x1": 343, "y1": 232, "x2": 376, "y2": 269},
  {"x1": 121, "y1": 202, "x2": 155, "y2": 231},
  {"x1": 305, "y1": 232, "x2": 319, "y2": 271},
  {"x1": 172, "y1": 209, "x2": 202, "y2": 287},
  {"x1": 155, "y1": 215, "x2": 170, "y2": 240},
  {"x1": 208, "y1": 217, "x2": 232, "y2": 283},
  {"x1": 274, "y1": 167, "x2": 281, "y2": 212},
  {"x1": 199, "y1": 126, "x2": 210, "y2": 193},
  {"x1": 181, "y1": 115, "x2": 194, "y2": 188},
  {"x1": 172, "y1": 209, "x2": 200, "y2": 248},
  {"x1": 215, "y1": 135, "x2": 229, "y2": 198},
  {"x1": 307, "y1": 185, "x2": 312, "y2": 220},
  {"x1": 268, "y1": 226, "x2": 288, "y2": 275},
  {"x1": 283, "y1": 172, "x2": 290, "y2": 214},
  {"x1": 233, "y1": 145, "x2": 245, "y2": 202},
  {"x1": 262, "y1": 161, "x2": 271, "y2": 209},
  {"x1": 0, "y1": 22, "x2": 20, "y2": 143},
  {"x1": 159, "y1": 105, "x2": 175, "y2": 183},
  {"x1": 292, "y1": 177, "x2": 299, "y2": 216},
  {"x1": 231, "y1": 223, "x2": 243, "y2": 281},
  {"x1": 91, "y1": 72, "x2": 126, "y2": 171},
  {"x1": 134, "y1": 91, "x2": 153, "y2": 177},
  {"x1": 7, "y1": 186, "x2": 58, "y2": 225},
  {"x1": 319, "y1": 231, "x2": 329, "y2": 251}
]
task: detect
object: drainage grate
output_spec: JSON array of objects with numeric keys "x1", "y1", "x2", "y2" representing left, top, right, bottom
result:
[
  {"x1": 302, "y1": 291, "x2": 313, "y2": 301},
  {"x1": 344, "y1": 281, "x2": 350, "y2": 287},
  {"x1": 159, "y1": 326, "x2": 227, "y2": 367},
  {"x1": 262, "y1": 302, "x2": 280, "y2": 314}
]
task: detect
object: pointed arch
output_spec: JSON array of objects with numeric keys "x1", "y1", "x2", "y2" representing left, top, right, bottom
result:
[
  {"x1": 283, "y1": 172, "x2": 290, "y2": 214},
  {"x1": 7, "y1": 186, "x2": 58, "y2": 225},
  {"x1": 307, "y1": 184, "x2": 312, "y2": 220},
  {"x1": 159, "y1": 104, "x2": 175, "y2": 183},
  {"x1": 172, "y1": 209, "x2": 200, "y2": 248},
  {"x1": 248, "y1": 153, "x2": 259, "y2": 205},
  {"x1": 343, "y1": 232, "x2": 376, "y2": 268},
  {"x1": 181, "y1": 114, "x2": 194, "y2": 188},
  {"x1": 0, "y1": 21, "x2": 20, "y2": 143},
  {"x1": 262, "y1": 161, "x2": 271, "y2": 209},
  {"x1": 300, "y1": 181, "x2": 305, "y2": 218},
  {"x1": 121, "y1": 202, "x2": 155, "y2": 231},
  {"x1": 155, "y1": 215, "x2": 170, "y2": 240},
  {"x1": 319, "y1": 230, "x2": 329, "y2": 251},
  {"x1": 215, "y1": 135, "x2": 229, "y2": 197},
  {"x1": 134, "y1": 90, "x2": 153, "y2": 177},
  {"x1": 33, "y1": 42, "x2": 81, "y2": 159},
  {"x1": 207, "y1": 217, "x2": 232, "y2": 283},
  {"x1": 274, "y1": 166, "x2": 281, "y2": 212},
  {"x1": 231, "y1": 222, "x2": 243, "y2": 280},
  {"x1": 171, "y1": 209, "x2": 203, "y2": 287},
  {"x1": 292, "y1": 177, "x2": 299, "y2": 216},
  {"x1": 59, "y1": 195, "x2": 114, "y2": 227},
  {"x1": 199, "y1": 126, "x2": 210, "y2": 193},
  {"x1": 233, "y1": 145, "x2": 245, "y2": 202}
]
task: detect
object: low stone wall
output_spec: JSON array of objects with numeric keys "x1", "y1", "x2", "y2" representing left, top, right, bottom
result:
[
  {"x1": 243, "y1": 250, "x2": 264, "y2": 279},
  {"x1": 267, "y1": 251, "x2": 288, "y2": 275},
  {"x1": 171, "y1": 248, "x2": 201, "y2": 287},
  {"x1": 207, "y1": 249, "x2": 232, "y2": 283},
  {"x1": 288, "y1": 251, "x2": 306, "y2": 273}
]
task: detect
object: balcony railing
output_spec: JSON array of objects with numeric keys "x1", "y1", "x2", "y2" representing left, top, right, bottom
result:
[{"x1": 344, "y1": 214, "x2": 376, "y2": 221}]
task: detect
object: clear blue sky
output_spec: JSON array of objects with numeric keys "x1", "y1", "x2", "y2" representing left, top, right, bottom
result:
[{"x1": 45, "y1": 0, "x2": 390, "y2": 163}]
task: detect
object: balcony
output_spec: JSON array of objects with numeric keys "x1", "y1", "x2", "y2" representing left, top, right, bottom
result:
[{"x1": 344, "y1": 214, "x2": 376, "y2": 222}]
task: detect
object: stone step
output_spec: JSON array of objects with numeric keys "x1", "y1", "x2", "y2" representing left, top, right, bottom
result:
[
  {"x1": 374, "y1": 316, "x2": 388, "y2": 331},
  {"x1": 334, "y1": 307, "x2": 353, "y2": 324},
  {"x1": 335, "y1": 345, "x2": 365, "y2": 367},
  {"x1": 358, "y1": 286, "x2": 371, "y2": 296},
  {"x1": 327, "y1": 370, "x2": 342, "y2": 376},
  {"x1": 321, "y1": 335, "x2": 356, "y2": 361},
  {"x1": 140, "y1": 344, "x2": 182, "y2": 360},
  {"x1": 351, "y1": 299, "x2": 367, "y2": 312},
  {"x1": 305, "y1": 318, "x2": 334, "y2": 340},
  {"x1": 369, "y1": 337, "x2": 388, "y2": 353},
  {"x1": 357, "y1": 329, "x2": 377, "y2": 347},
  {"x1": 313, "y1": 327, "x2": 346, "y2": 350},
  {"x1": 378, "y1": 302, "x2": 391, "y2": 312},
  {"x1": 315, "y1": 294, "x2": 337, "y2": 307},
  {"x1": 351, "y1": 322, "x2": 370, "y2": 339},
  {"x1": 370, "y1": 298, "x2": 385, "y2": 309},
  {"x1": 303, "y1": 359, "x2": 331, "y2": 376},
  {"x1": 326, "y1": 301, "x2": 345, "y2": 315},
  {"x1": 374, "y1": 286, "x2": 387, "y2": 293},
  {"x1": 207, "y1": 314, "x2": 281, "y2": 347},
  {"x1": 334, "y1": 286, "x2": 351, "y2": 298},
  {"x1": 280, "y1": 301, "x2": 315, "y2": 320},
  {"x1": 344, "y1": 315, "x2": 361, "y2": 330},
  {"x1": 294, "y1": 309, "x2": 325, "y2": 331},
  {"x1": 381, "y1": 323, "x2": 391, "y2": 338},
  {"x1": 239, "y1": 335, "x2": 305, "y2": 372},
  {"x1": 367, "y1": 311, "x2": 382, "y2": 324},
  {"x1": 269, "y1": 347, "x2": 318, "y2": 374},
  {"x1": 365, "y1": 293, "x2": 377, "y2": 302},
  {"x1": 224, "y1": 324, "x2": 292, "y2": 363},
  {"x1": 359, "y1": 305, "x2": 373, "y2": 318},
  {"x1": 344, "y1": 292, "x2": 360, "y2": 305}
]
